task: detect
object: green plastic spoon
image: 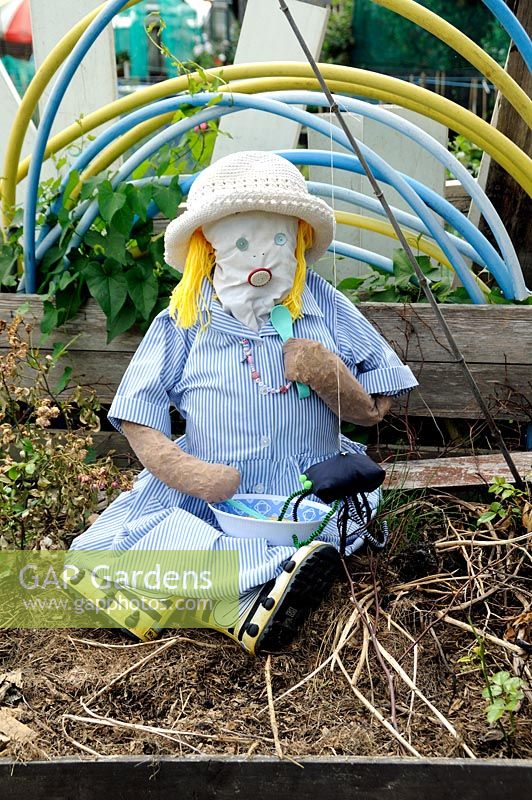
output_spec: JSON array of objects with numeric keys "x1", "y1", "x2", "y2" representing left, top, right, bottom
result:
[
  {"x1": 270, "y1": 305, "x2": 311, "y2": 399},
  {"x1": 226, "y1": 499, "x2": 270, "y2": 520}
]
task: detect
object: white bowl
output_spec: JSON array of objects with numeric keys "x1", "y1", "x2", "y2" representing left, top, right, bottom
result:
[{"x1": 208, "y1": 494, "x2": 332, "y2": 547}]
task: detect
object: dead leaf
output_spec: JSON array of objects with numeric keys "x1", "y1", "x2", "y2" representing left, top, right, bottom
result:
[
  {"x1": 478, "y1": 727, "x2": 505, "y2": 745},
  {"x1": 448, "y1": 698, "x2": 464, "y2": 715},
  {"x1": 522, "y1": 502, "x2": 532, "y2": 533},
  {"x1": 0, "y1": 669, "x2": 23, "y2": 705},
  {"x1": 504, "y1": 609, "x2": 532, "y2": 645},
  {"x1": 0, "y1": 708, "x2": 36, "y2": 746}
]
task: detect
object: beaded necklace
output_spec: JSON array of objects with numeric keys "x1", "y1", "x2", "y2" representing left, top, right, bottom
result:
[{"x1": 240, "y1": 338, "x2": 292, "y2": 396}]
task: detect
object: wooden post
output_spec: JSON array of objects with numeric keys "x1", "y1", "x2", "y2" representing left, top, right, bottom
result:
[
  {"x1": 29, "y1": 0, "x2": 118, "y2": 138},
  {"x1": 477, "y1": 0, "x2": 532, "y2": 287},
  {"x1": 212, "y1": 0, "x2": 330, "y2": 159}
]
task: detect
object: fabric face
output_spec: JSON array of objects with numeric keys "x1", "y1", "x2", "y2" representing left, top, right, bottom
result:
[{"x1": 203, "y1": 211, "x2": 299, "y2": 331}]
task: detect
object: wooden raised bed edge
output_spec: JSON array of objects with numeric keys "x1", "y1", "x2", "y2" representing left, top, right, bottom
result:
[
  {"x1": 1, "y1": 295, "x2": 531, "y2": 419},
  {"x1": 1, "y1": 756, "x2": 532, "y2": 800}
]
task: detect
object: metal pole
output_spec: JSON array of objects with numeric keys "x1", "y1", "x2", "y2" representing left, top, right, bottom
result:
[{"x1": 279, "y1": 0, "x2": 525, "y2": 488}]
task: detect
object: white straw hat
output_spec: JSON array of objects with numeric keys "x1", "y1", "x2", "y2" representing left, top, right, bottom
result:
[{"x1": 164, "y1": 151, "x2": 335, "y2": 270}]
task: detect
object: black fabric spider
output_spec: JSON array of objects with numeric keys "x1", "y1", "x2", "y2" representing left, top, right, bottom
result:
[{"x1": 280, "y1": 452, "x2": 387, "y2": 553}]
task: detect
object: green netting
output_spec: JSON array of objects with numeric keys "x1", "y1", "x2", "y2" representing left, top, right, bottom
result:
[
  {"x1": 1, "y1": 54, "x2": 35, "y2": 96},
  {"x1": 115, "y1": 0, "x2": 201, "y2": 81},
  {"x1": 351, "y1": 0, "x2": 506, "y2": 73}
]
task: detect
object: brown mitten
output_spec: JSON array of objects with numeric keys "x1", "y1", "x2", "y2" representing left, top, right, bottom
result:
[
  {"x1": 123, "y1": 421, "x2": 241, "y2": 503},
  {"x1": 283, "y1": 338, "x2": 393, "y2": 426}
]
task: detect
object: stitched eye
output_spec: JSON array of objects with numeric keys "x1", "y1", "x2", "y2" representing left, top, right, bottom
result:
[
  {"x1": 236, "y1": 237, "x2": 249, "y2": 251},
  {"x1": 274, "y1": 232, "x2": 287, "y2": 246}
]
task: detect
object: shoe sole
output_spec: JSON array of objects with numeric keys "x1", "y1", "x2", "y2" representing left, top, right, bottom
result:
[{"x1": 239, "y1": 543, "x2": 341, "y2": 655}]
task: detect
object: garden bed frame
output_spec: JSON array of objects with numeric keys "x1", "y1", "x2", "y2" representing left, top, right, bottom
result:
[
  {"x1": 1, "y1": 295, "x2": 531, "y2": 485},
  {"x1": 1, "y1": 755, "x2": 532, "y2": 800}
]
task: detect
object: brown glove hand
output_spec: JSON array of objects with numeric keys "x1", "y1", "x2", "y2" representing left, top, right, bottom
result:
[
  {"x1": 283, "y1": 338, "x2": 392, "y2": 426},
  {"x1": 123, "y1": 422, "x2": 241, "y2": 503}
]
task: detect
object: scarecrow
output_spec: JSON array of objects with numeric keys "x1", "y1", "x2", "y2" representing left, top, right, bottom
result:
[{"x1": 70, "y1": 151, "x2": 418, "y2": 654}]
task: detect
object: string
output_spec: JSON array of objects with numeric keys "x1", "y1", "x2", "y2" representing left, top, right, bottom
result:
[{"x1": 328, "y1": 107, "x2": 343, "y2": 452}]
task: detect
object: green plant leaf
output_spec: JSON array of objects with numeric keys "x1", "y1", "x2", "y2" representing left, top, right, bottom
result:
[
  {"x1": 487, "y1": 290, "x2": 512, "y2": 305},
  {"x1": 54, "y1": 280, "x2": 87, "y2": 325},
  {"x1": 392, "y1": 249, "x2": 414, "y2": 279},
  {"x1": 368, "y1": 288, "x2": 403, "y2": 303},
  {"x1": 111, "y1": 205, "x2": 135, "y2": 238},
  {"x1": 492, "y1": 671, "x2": 510, "y2": 686},
  {"x1": 57, "y1": 207, "x2": 70, "y2": 228},
  {"x1": 125, "y1": 183, "x2": 153, "y2": 222},
  {"x1": 477, "y1": 511, "x2": 497, "y2": 525},
  {"x1": 54, "y1": 366, "x2": 73, "y2": 394},
  {"x1": 336, "y1": 277, "x2": 366, "y2": 292},
  {"x1": 83, "y1": 229, "x2": 107, "y2": 252},
  {"x1": 97, "y1": 181, "x2": 126, "y2": 223},
  {"x1": 131, "y1": 160, "x2": 151, "y2": 181},
  {"x1": 62, "y1": 169, "x2": 80, "y2": 205},
  {"x1": 58, "y1": 270, "x2": 77, "y2": 291},
  {"x1": 79, "y1": 174, "x2": 107, "y2": 202},
  {"x1": 16, "y1": 301, "x2": 30, "y2": 316},
  {"x1": 131, "y1": 221, "x2": 154, "y2": 252},
  {"x1": 505, "y1": 677, "x2": 524, "y2": 693},
  {"x1": 416, "y1": 255, "x2": 433, "y2": 275},
  {"x1": 102, "y1": 230, "x2": 128, "y2": 265},
  {"x1": 153, "y1": 179, "x2": 182, "y2": 219},
  {"x1": 84, "y1": 260, "x2": 127, "y2": 319},
  {"x1": 445, "y1": 287, "x2": 472, "y2": 304},
  {"x1": 126, "y1": 265, "x2": 159, "y2": 320},
  {"x1": 106, "y1": 300, "x2": 137, "y2": 342},
  {"x1": 40, "y1": 248, "x2": 68, "y2": 282},
  {"x1": 0, "y1": 244, "x2": 18, "y2": 287},
  {"x1": 486, "y1": 699, "x2": 505, "y2": 723},
  {"x1": 40, "y1": 301, "x2": 59, "y2": 336}
]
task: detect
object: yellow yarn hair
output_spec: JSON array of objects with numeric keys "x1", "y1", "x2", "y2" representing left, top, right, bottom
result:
[
  {"x1": 169, "y1": 229, "x2": 215, "y2": 329},
  {"x1": 169, "y1": 219, "x2": 314, "y2": 328},
  {"x1": 283, "y1": 219, "x2": 314, "y2": 320}
]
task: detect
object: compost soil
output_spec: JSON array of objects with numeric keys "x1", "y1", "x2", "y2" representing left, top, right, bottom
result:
[{"x1": 0, "y1": 492, "x2": 530, "y2": 762}]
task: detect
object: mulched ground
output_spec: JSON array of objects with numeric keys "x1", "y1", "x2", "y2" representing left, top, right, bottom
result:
[{"x1": 0, "y1": 491, "x2": 530, "y2": 763}]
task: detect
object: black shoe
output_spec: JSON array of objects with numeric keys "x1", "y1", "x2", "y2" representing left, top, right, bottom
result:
[{"x1": 200, "y1": 541, "x2": 341, "y2": 655}]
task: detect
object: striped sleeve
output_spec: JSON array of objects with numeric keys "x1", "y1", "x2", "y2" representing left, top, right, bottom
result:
[
  {"x1": 108, "y1": 310, "x2": 188, "y2": 436},
  {"x1": 334, "y1": 291, "x2": 418, "y2": 397}
]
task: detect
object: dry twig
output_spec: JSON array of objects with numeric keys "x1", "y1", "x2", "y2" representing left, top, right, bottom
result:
[{"x1": 265, "y1": 655, "x2": 283, "y2": 761}]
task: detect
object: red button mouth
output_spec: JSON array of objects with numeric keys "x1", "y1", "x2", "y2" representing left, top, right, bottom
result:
[{"x1": 247, "y1": 268, "x2": 272, "y2": 287}]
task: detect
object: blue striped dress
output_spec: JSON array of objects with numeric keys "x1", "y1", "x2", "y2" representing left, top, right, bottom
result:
[{"x1": 70, "y1": 271, "x2": 418, "y2": 593}]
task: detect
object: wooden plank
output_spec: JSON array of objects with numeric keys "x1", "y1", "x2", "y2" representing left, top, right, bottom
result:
[
  {"x1": 361, "y1": 303, "x2": 532, "y2": 365},
  {"x1": 396, "y1": 363, "x2": 531, "y2": 419},
  {"x1": 2, "y1": 296, "x2": 531, "y2": 363},
  {"x1": 2, "y1": 296, "x2": 531, "y2": 416},
  {"x1": 383, "y1": 452, "x2": 532, "y2": 490},
  {"x1": 90, "y1": 430, "x2": 138, "y2": 465},
  {"x1": 9, "y1": 353, "x2": 531, "y2": 416},
  {"x1": 1, "y1": 756, "x2": 532, "y2": 800},
  {"x1": 0, "y1": 295, "x2": 140, "y2": 353},
  {"x1": 56, "y1": 428, "x2": 532, "y2": 488},
  {"x1": 478, "y1": 0, "x2": 532, "y2": 287},
  {"x1": 445, "y1": 180, "x2": 470, "y2": 214}
]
